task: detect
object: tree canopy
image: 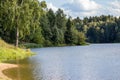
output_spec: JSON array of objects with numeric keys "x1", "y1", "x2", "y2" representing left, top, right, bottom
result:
[{"x1": 0, "y1": 0, "x2": 120, "y2": 47}]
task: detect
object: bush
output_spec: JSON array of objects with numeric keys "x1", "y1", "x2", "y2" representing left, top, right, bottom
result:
[{"x1": 20, "y1": 43, "x2": 43, "y2": 48}]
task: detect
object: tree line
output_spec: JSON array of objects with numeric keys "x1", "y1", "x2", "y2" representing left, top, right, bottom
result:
[
  {"x1": 74, "y1": 15, "x2": 120, "y2": 43},
  {"x1": 0, "y1": 0, "x2": 120, "y2": 47}
]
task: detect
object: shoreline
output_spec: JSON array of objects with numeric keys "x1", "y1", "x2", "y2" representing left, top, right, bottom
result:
[{"x1": 0, "y1": 63, "x2": 18, "y2": 80}]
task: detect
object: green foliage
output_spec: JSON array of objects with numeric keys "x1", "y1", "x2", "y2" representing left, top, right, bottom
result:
[
  {"x1": 20, "y1": 43, "x2": 43, "y2": 48},
  {"x1": 0, "y1": 39, "x2": 33, "y2": 62},
  {"x1": 65, "y1": 18, "x2": 73, "y2": 44},
  {"x1": 65, "y1": 18, "x2": 81, "y2": 45},
  {"x1": 47, "y1": 9, "x2": 56, "y2": 28},
  {"x1": 0, "y1": 0, "x2": 87, "y2": 47},
  {"x1": 31, "y1": 27, "x2": 44, "y2": 44},
  {"x1": 0, "y1": 0, "x2": 42, "y2": 46},
  {"x1": 40, "y1": 1, "x2": 47, "y2": 8},
  {"x1": 1, "y1": 0, "x2": 120, "y2": 48},
  {"x1": 40, "y1": 14, "x2": 52, "y2": 44},
  {"x1": 55, "y1": 9, "x2": 66, "y2": 44},
  {"x1": 74, "y1": 15, "x2": 120, "y2": 43}
]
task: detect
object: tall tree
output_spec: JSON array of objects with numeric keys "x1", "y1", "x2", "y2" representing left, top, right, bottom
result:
[
  {"x1": 0, "y1": 0, "x2": 41, "y2": 47},
  {"x1": 55, "y1": 9, "x2": 66, "y2": 44},
  {"x1": 65, "y1": 18, "x2": 75, "y2": 44}
]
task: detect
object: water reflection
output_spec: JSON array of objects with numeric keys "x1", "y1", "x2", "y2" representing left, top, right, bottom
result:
[
  {"x1": 3, "y1": 59, "x2": 35, "y2": 80},
  {"x1": 4, "y1": 44, "x2": 120, "y2": 80}
]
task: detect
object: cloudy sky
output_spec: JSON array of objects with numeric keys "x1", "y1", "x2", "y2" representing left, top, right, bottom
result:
[{"x1": 40, "y1": 0, "x2": 120, "y2": 18}]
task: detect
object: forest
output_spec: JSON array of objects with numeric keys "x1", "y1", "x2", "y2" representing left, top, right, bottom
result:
[{"x1": 0, "y1": 0, "x2": 120, "y2": 47}]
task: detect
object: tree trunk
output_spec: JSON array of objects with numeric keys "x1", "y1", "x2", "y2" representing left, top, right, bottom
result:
[{"x1": 15, "y1": 27, "x2": 19, "y2": 47}]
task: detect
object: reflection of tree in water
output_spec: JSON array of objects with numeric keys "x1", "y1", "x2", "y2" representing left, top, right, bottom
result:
[{"x1": 3, "y1": 58, "x2": 36, "y2": 80}]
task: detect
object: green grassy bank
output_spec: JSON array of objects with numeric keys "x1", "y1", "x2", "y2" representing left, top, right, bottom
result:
[{"x1": 0, "y1": 39, "x2": 33, "y2": 62}]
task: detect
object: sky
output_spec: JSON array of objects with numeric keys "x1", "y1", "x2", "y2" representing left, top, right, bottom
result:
[{"x1": 39, "y1": 0, "x2": 120, "y2": 18}]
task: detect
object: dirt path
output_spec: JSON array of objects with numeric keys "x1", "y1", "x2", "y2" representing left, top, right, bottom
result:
[{"x1": 0, "y1": 63, "x2": 18, "y2": 80}]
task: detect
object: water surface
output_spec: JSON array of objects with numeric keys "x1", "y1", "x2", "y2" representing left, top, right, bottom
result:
[{"x1": 4, "y1": 44, "x2": 120, "y2": 80}]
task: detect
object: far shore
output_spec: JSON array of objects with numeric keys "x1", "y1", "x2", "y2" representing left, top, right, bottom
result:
[{"x1": 0, "y1": 63, "x2": 18, "y2": 80}]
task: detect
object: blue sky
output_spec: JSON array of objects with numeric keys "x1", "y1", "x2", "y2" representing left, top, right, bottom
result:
[{"x1": 40, "y1": 0, "x2": 120, "y2": 18}]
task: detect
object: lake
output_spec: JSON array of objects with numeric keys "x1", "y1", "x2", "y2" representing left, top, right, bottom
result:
[{"x1": 3, "y1": 44, "x2": 120, "y2": 80}]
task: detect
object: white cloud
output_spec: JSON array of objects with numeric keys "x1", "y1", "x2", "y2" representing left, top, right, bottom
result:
[
  {"x1": 47, "y1": 3, "x2": 58, "y2": 12},
  {"x1": 62, "y1": 0, "x2": 102, "y2": 18},
  {"x1": 74, "y1": 0, "x2": 101, "y2": 11},
  {"x1": 63, "y1": 0, "x2": 101, "y2": 12},
  {"x1": 110, "y1": 0, "x2": 120, "y2": 9},
  {"x1": 81, "y1": 11, "x2": 98, "y2": 16},
  {"x1": 62, "y1": 0, "x2": 120, "y2": 18},
  {"x1": 64, "y1": 10, "x2": 100, "y2": 18},
  {"x1": 108, "y1": 0, "x2": 120, "y2": 16},
  {"x1": 44, "y1": 0, "x2": 120, "y2": 18},
  {"x1": 99, "y1": 0, "x2": 120, "y2": 17}
]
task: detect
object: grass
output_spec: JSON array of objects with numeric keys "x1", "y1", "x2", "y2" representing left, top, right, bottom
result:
[
  {"x1": 0, "y1": 39, "x2": 34, "y2": 62},
  {"x1": 19, "y1": 43, "x2": 43, "y2": 48}
]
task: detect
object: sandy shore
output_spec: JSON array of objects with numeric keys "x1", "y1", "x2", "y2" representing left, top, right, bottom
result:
[{"x1": 0, "y1": 63, "x2": 18, "y2": 80}]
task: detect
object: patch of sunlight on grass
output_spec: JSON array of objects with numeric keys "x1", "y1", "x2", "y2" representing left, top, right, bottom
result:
[{"x1": 0, "y1": 39, "x2": 34, "y2": 62}]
